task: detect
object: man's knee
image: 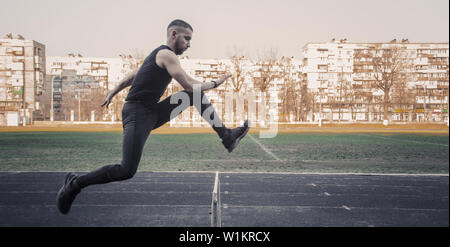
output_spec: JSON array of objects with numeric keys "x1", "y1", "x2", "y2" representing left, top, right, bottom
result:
[
  {"x1": 123, "y1": 168, "x2": 137, "y2": 180},
  {"x1": 116, "y1": 163, "x2": 138, "y2": 180}
]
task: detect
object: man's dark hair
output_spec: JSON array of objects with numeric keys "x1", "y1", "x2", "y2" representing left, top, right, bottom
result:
[{"x1": 167, "y1": 19, "x2": 193, "y2": 32}]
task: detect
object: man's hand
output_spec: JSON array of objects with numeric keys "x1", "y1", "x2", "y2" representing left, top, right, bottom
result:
[
  {"x1": 214, "y1": 73, "x2": 232, "y2": 88},
  {"x1": 100, "y1": 91, "x2": 114, "y2": 108}
]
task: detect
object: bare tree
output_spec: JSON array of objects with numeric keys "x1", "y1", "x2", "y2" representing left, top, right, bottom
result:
[
  {"x1": 278, "y1": 56, "x2": 297, "y2": 122},
  {"x1": 351, "y1": 83, "x2": 367, "y2": 121},
  {"x1": 391, "y1": 79, "x2": 415, "y2": 121},
  {"x1": 251, "y1": 47, "x2": 280, "y2": 125},
  {"x1": 371, "y1": 45, "x2": 412, "y2": 122},
  {"x1": 82, "y1": 87, "x2": 106, "y2": 121},
  {"x1": 335, "y1": 69, "x2": 353, "y2": 122},
  {"x1": 60, "y1": 82, "x2": 76, "y2": 121},
  {"x1": 225, "y1": 46, "x2": 250, "y2": 92},
  {"x1": 294, "y1": 72, "x2": 312, "y2": 122},
  {"x1": 225, "y1": 47, "x2": 250, "y2": 125},
  {"x1": 298, "y1": 83, "x2": 312, "y2": 122},
  {"x1": 253, "y1": 47, "x2": 279, "y2": 93},
  {"x1": 228, "y1": 55, "x2": 247, "y2": 93},
  {"x1": 311, "y1": 91, "x2": 322, "y2": 122}
]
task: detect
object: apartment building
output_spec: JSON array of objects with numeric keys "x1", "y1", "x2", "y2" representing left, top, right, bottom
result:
[
  {"x1": 45, "y1": 55, "x2": 141, "y2": 121},
  {"x1": 2, "y1": 37, "x2": 443, "y2": 126},
  {"x1": 37, "y1": 69, "x2": 105, "y2": 121},
  {"x1": 302, "y1": 40, "x2": 449, "y2": 123},
  {"x1": 0, "y1": 34, "x2": 45, "y2": 126},
  {"x1": 47, "y1": 55, "x2": 141, "y2": 90}
]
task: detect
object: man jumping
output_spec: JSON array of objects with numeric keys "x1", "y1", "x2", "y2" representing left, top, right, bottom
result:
[{"x1": 56, "y1": 19, "x2": 249, "y2": 215}]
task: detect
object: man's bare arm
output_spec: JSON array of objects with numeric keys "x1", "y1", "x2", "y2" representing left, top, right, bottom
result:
[
  {"x1": 185, "y1": 73, "x2": 231, "y2": 91},
  {"x1": 100, "y1": 70, "x2": 137, "y2": 108},
  {"x1": 158, "y1": 50, "x2": 230, "y2": 92}
]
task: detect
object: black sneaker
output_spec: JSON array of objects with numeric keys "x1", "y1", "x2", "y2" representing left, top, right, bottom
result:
[
  {"x1": 222, "y1": 120, "x2": 250, "y2": 153},
  {"x1": 56, "y1": 172, "x2": 81, "y2": 215}
]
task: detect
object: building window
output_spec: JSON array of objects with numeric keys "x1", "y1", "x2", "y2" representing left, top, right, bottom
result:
[{"x1": 318, "y1": 65, "x2": 328, "y2": 70}]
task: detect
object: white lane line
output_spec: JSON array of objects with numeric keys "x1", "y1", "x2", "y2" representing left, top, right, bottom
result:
[
  {"x1": 219, "y1": 205, "x2": 449, "y2": 214},
  {"x1": 2, "y1": 171, "x2": 447, "y2": 177},
  {"x1": 324, "y1": 192, "x2": 331, "y2": 196},
  {"x1": 203, "y1": 171, "x2": 448, "y2": 176},
  {"x1": 248, "y1": 134, "x2": 281, "y2": 161},
  {"x1": 4, "y1": 204, "x2": 446, "y2": 212},
  {"x1": 0, "y1": 173, "x2": 18, "y2": 178},
  {"x1": 356, "y1": 134, "x2": 449, "y2": 147}
]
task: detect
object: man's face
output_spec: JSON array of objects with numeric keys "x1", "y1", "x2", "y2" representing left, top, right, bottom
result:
[{"x1": 174, "y1": 28, "x2": 192, "y2": 55}]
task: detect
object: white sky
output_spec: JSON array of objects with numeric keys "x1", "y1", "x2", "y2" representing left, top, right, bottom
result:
[{"x1": 0, "y1": 0, "x2": 448, "y2": 59}]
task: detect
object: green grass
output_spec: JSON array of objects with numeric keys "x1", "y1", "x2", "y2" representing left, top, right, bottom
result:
[{"x1": 0, "y1": 132, "x2": 448, "y2": 174}]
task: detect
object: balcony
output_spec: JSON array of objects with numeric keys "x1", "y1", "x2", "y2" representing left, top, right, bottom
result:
[
  {"x1": 417, "y1": 75, "x2": 429, "y2": 81},
  {"x1": 317, "y1": 65, "x2": 328, "y2": 72},
  {"x1": 353, "y1": 60, "x2": 372, "y2": 65},
  {"x1": 437, "y1": 84, "x2": 449, "y2": 89},
  {"x1": 353, "y1": 68, "x2": 373, "y2": 73},
  {"x1": 428, "y1": 59, "x2": 448, "y2": 65}
]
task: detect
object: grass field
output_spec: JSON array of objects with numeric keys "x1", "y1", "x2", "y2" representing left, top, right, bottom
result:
[{"x1": 0, "y1": 130, "x2": 448, "y2": 174}]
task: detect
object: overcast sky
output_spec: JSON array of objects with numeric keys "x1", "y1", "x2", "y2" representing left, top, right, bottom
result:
[{"x1": 0, "y1": 0, "x2": 448, "y2": 59}]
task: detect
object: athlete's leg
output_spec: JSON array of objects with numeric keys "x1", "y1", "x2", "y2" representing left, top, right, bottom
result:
[
  {"x1": 152, "y1": 90, "x2": 226, "y2": 137},
  {"x1": 57, "y1": 102, "x2": 157, "y2": 214},
  {"x1": 75, "y1": 102, "x2": 157, "y2": 188},
  {"x1": 151, "y1": 90, "x2": 249, "y2": 153}
]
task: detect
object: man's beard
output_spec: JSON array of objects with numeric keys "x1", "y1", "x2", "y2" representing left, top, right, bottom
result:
[{"x1": 174, "y1": 40, "x2": 185, "y2": 55}]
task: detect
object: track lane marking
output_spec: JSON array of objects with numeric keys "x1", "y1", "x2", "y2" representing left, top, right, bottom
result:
[{"x1": 248, "y1": 134, "x2": 281, "y2": 161}]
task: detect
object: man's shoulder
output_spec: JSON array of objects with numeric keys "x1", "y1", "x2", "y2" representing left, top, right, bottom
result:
[
  {"x1": 156, "y1": 48, "x2": 177, "y2": 63},
  {"x1": 155, "y1": 47, "x2": 178, "y2": 69},
  {"x1": 157, "y1": 48, "x2": 173, "y2": 56},
  {"x1": 151, "y1": 45, "x2": 173, "y2": 54},
  {"x1": 146, "y1": 45, "x2": 171, "y2": 58}
]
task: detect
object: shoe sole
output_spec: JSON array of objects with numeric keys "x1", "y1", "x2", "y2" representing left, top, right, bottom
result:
[{"x1": 227, "y1": 121, "x2": 250, "y2": 153}]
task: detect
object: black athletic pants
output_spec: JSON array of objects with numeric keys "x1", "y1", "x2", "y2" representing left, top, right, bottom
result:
[{"x1": 76, "y1": 90, "x2": 225, "y2": 188}]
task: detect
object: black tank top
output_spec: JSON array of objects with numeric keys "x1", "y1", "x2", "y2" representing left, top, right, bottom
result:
[{"x1": 125, "y1": 45, "x2": 173, "y2": 108}]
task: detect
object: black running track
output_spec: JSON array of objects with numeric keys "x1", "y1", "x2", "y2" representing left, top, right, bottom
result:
[{"x1": 0, "y1": 172, "x2": 448, "y2": 227}]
